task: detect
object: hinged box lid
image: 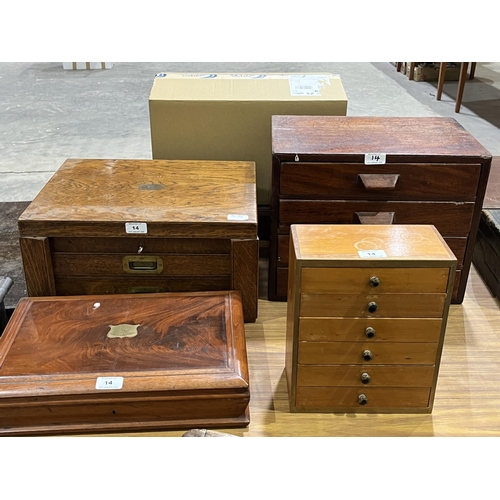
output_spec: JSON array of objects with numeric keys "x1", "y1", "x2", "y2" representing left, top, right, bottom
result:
[
  {"x1": 18, "y1": 159, "x2": 257, "y2": 239},
  {"x1": 0, "y1": 291, "x2": 250, "y2": 435}
]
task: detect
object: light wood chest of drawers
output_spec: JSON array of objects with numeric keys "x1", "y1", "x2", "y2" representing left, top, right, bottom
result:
[
  {"x1": 18, "y1": 159, "x2": 259, "y2": 323},
  {"x1": 285, "y1": 224, "x2": 456, "y2": 413},
  {"x1": 269, "y1": 116, "x2": 491, "y2": 303}
]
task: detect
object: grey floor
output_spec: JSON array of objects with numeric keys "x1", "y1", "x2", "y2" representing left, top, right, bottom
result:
[{"x1": 1, "y1": 61, "x2": 499, "y2": 202}]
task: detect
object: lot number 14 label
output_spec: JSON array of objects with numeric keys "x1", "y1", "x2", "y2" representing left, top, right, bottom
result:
[{"x1": 364, "y1": 153, "x2": 387, "y2": 165}]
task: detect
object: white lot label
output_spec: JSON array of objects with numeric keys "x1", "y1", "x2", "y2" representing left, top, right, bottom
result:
[
  {"x1": 227, "y1": 214, "x2": 249, "y2": 221},
  {"x1": 358, "y1": 250, "x2": 387, "y2": 258},
  {"x1": 96, "y1": 377, "x2": 124, "y2": 390},
  {"x1": 125, "y1": 222, "x2": 147, "y2": 234},
  {"x1": 364, "y1": 153, "x2": 387, "y2": 165}
]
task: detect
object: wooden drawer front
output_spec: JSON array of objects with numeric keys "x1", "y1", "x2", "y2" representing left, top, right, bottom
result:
[
  {"x1": 276, "y1": 268, "x2": 461, "y2": 303},
  {"x1": 297, "y1": 365, "x2": 435, "y2": 387},
  {"x1": 300, "y1": 293, "x2": 446, "y2": 318},
  {"x1": 51, "y1": 237, "x2": 232, "y2": 254},
  {"x1": 279, "y1": 200, "x2": 475, "y2": 237},
  {"x1": 299, "y1": 318, "x2": 443, "y2": 342},
  {"x1": 297, "y1": 342, "x2": 438, "y2": 365},
  {"x1": 301, "y1": 267, "x2": 449, "y2": 294},
  {"x1": 55, "y1": 276, "x2": 232, "y2": 296},
  {"x1": 295, "y1": 387, "x2": 431, "y2": 410},
  {"x1": 278, "y1": 235, "x2": 466, "y2": 269},
  {"x1": 280, "y1": 162, "x2": 481, "y2": 200},
  {"x1": 52, "y1": 254, "x2": 231, "y2": 276}
]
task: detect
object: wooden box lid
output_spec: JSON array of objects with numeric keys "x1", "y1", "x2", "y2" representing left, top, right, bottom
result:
[
  {"x1": 291, "y1": 224, "x2": 457, "y2": 267},
  {"x1": 18, "y1": 159, "x2": 257, "y2": 238},
  {"x1": 272, "y1": 116, "x2": 492, "y2": 160},
  {"x1": 0, "y1": 290, "x2": 249, "y2": 435}
]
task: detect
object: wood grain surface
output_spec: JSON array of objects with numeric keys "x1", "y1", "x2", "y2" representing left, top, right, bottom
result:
[
  {"x1": 272, "y1": 116, "x2": 492, "y2": 157},
  {"x1": 18, "y1": 158, "x2": 257, "y2": 238}
]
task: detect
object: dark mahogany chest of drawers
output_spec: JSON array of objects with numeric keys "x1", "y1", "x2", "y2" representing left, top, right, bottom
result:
[
  {"x1": 18, "y1": 159, "x2": 258, "y2": 322},
  {"x1": 0, "y1": 291, "x2": 249, "y2": 435},
  {"x1": 269, "y1": 116, "x2": 491, "y2": 303}
]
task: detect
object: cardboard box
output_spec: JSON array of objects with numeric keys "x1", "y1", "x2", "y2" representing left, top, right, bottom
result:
[
  {"x1": 406, "y1": 63, "x2": 461, "y2": 82},
  {"x1": 62, "y1": 62, "x2": 114, "y2": 70},
  {"x1": 149, "y1": 73, "x2": 348, "y2": 205}
]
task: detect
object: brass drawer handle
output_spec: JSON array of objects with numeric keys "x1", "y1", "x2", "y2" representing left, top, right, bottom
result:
[
  {"x1": 358, "y1": 394, "x2": 368, "y2": 405},
  {"x1": 361, "y1": 373, "x2": 371, "y2": 384},
  {"x1": 122, "y1": 255, "x2": 163, "y2": 274},
  {"x1": 365, "y1": 327, "x2": 376, "y2": 338},
  {"x1": 363, "y1": 350, "x2": 373, "y2": 361},
  {"x1": 369, "y1": 276, "x2": 381, "y2": 287},
  {"x1": 368, "y1": 301, "x2": 378, "y2": 313}
]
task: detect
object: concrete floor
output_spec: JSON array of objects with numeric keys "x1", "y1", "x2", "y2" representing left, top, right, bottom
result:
[{"x1": 1, "y1": 61, "x2": 499, "y2": 202}]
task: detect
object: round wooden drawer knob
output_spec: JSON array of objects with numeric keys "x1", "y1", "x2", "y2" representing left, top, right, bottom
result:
[
  {"x1": 369, "y1": 276, "x2": 381, "y2": 287},
  {"x1": 365, "y1": 326, "x2": 376, "y2": 338},
  {"x1": 361, "y1": 372, "x2": 371, "y2": 384},
  {"x1": 368, "y1": 301, "x2": 378, "y2": 313},
  {"x1": 363, "y1": 350, "x2": 373, "y2": 361},
  {"x1": 358, "y1": 394, "x2": 368, "y2": 405}
]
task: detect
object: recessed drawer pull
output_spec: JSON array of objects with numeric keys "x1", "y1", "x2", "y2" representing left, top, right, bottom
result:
[
  {"x1": 363, "y1": 350, "x2": 373, "y2": 361},
  {"x1": 361, "y1": 373, "x2": 371, "y2": 384},
  {"x1": 358, "y1": 173, "x2": 400, "y2": 190},
  {"x1": 365, "y1": 326, "x2": 376, "y2": 339},
  {"x1": 369, "y1": 276, "x2": 381, "y2": 287},
  {"x1": 367, "y1": 301, "x2": 378, "y2": 313},
  {"x1": 358, "y1": 394, "x2": 368, "y2": 405},
  {"x1": 355, "y1": 211, "x2": 395, "y2": 225},
  {"x1": 122, "y1": 256, "x2": 164, "y2": 274}
]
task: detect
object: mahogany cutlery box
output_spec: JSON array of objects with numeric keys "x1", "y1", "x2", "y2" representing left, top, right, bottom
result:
[{"x1": 0, "y1": 290, "x2": 250, "y2": 435}]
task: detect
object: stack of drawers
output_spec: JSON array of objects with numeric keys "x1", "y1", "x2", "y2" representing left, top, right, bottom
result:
[
  {"x1": 285, "y1": 224, "x2": 456, "y2": 413},
  {"x1": 269, "y1": 115, "x2": 492, "y2": 303}
]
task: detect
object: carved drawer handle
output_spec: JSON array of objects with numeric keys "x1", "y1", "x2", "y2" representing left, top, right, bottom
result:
[
  {"x1": 358, "y1": 173, "x2": 400, "y2": 190},
  {"x1": 355, "y1": 212, "x2": 395, "y2": 225}
]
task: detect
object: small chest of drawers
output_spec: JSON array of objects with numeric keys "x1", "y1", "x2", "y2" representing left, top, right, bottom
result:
[
  {"x1": 285, "y1": 224, "x2": 456, "y2": 413},
  {"x1": 18, "y1": 159, "x2": 259, "y2": 322},
  {"x1": 269, "y1": 115, "x2": 491, "y2": 303}
]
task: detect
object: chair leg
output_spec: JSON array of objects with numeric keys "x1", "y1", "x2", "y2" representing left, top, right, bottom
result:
[
  {"x1": 455, "y1": 62, "x2": 469, "y2": 113},
  {"x1": 408, "y1": 62, "x2": 416, "y2": 80},
  {"x1": 470, "y1": 62, "x2": 476, "y2": 80},
  {"x1": 437, "y1": 62, "x2": 447, "y2": 100}
]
